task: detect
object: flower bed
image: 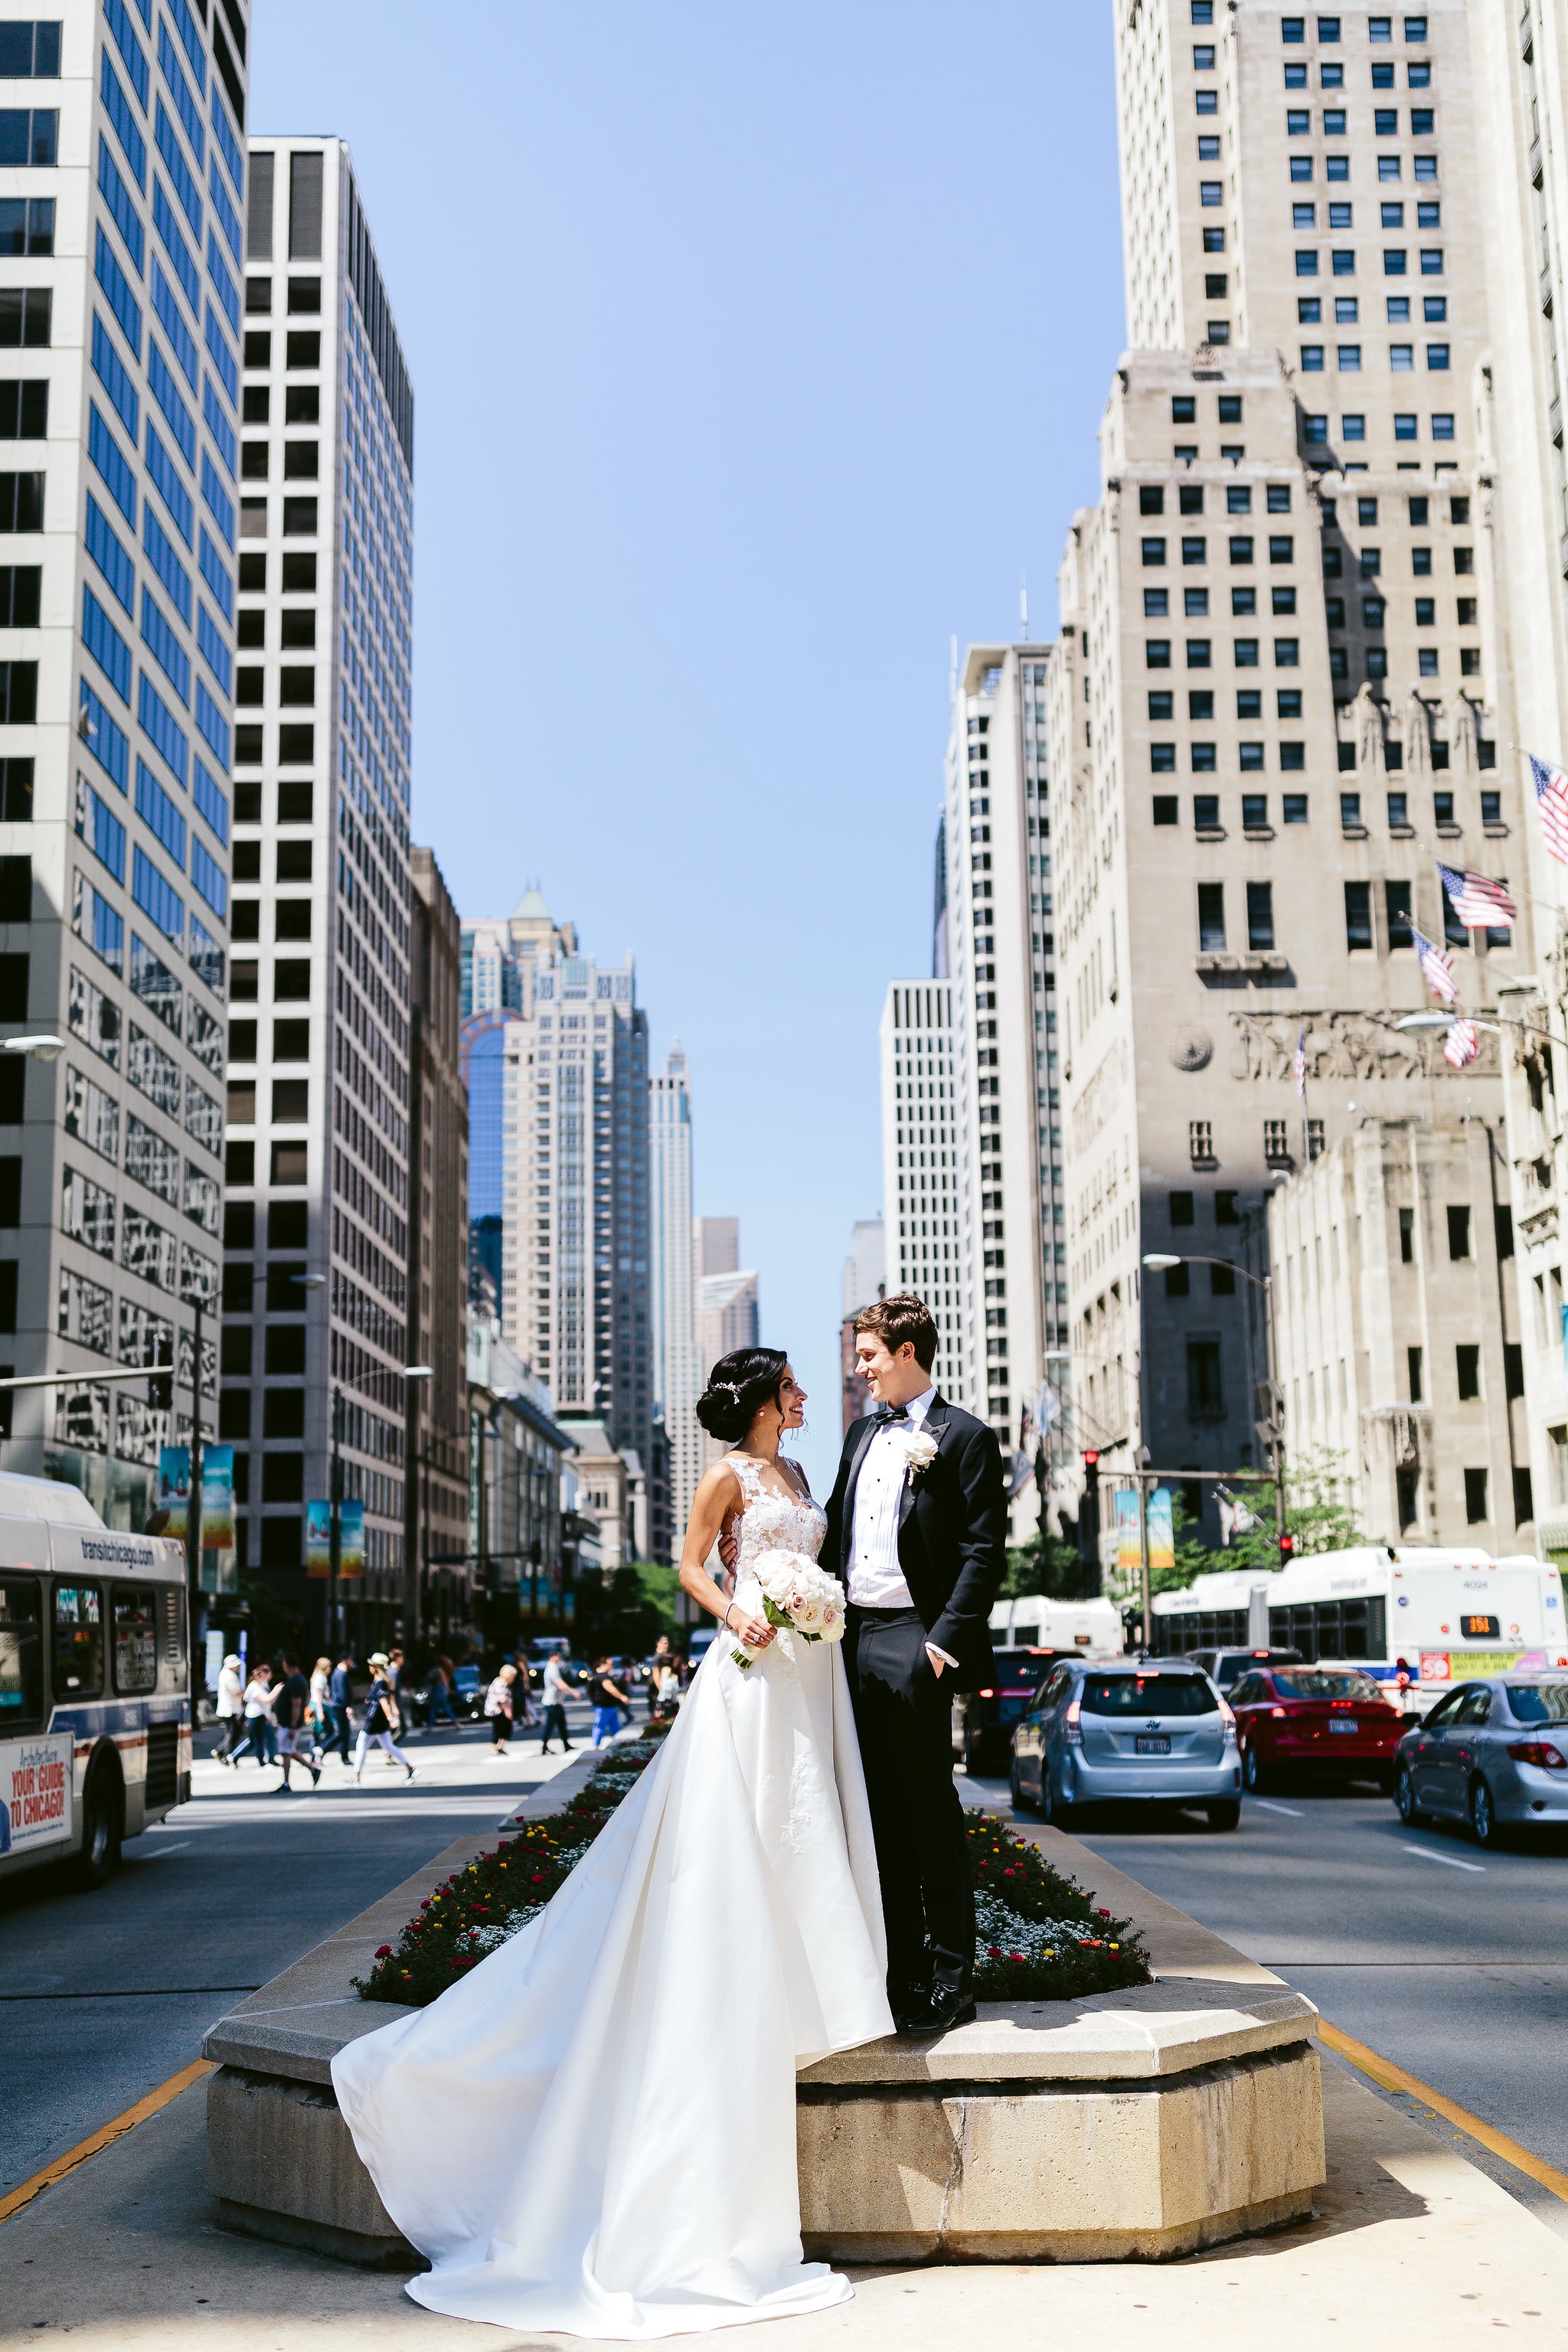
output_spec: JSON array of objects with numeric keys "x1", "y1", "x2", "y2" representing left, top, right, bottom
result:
[{"x1": 354, "y1": 1729, "x2": 1149, "y2": 2010}]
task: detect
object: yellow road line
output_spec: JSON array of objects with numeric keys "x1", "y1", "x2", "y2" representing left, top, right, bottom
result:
[
  {"x1": 1319, "y1": 2019, "x2": 1568, "y2": 2204},
  {"x1": 0, "y1": 2057, "x2": 214, "y2": 2225}
]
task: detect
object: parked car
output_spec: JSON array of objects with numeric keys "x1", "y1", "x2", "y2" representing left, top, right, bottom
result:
[
  {"x1": 1010, "y1": 1658, "x2": 1241, "y2": 1831},
  {"x1": 954, "y1": 1649, "x2": 1063, "y2": 1775},
  {"x1": 1230, "y1": 1666, "x2": 1404, "y2": 1793},
  {"x1": 1182, "y1": 1645, "x2": 1303, "y2": 1691},
  {"x1": 452, "y1": 1665, "x2": 485, "y2": 1719},
  {"x1": 1394, "y1": 1673, "x2": 1568, "y2": 1846}
]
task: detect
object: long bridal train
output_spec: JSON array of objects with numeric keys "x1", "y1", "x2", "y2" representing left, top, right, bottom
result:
[{"x1": 333, "y1": 1463, "x2": 893, "y2": 2340}]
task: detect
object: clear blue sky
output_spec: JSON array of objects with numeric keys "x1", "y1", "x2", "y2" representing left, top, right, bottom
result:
[{"x1": 253, "y1": 2, "x2": 1125, "y2": 1494}]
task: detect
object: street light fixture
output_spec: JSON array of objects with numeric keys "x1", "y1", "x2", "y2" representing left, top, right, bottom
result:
[{"x1": 2, "y1": 1034, "x2": 65, "y2": 1060}]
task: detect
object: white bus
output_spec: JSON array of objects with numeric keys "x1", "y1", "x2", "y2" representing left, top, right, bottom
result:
[
  {"x1": 1151, "y1": 1545, "x2": 1567, "y2": 1697},
  {"x1": 990, "y1": 1593, "x2": 1125, "y2": 1655},
  {"x1": 0, "y1": 1472, "x2": 191, "y2": 1886}
]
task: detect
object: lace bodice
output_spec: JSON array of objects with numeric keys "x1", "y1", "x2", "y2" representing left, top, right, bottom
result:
[{"x1": 726, "y1": 1453, "x2": 827, "y2": 1569}]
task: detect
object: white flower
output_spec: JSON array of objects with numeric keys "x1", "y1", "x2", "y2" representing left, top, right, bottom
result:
[
  {"x1": 897, "y1": 1429, "x2": 939, "y2": 1478},
  {"x1": 752, "y1": 1551, "x2": 846, "y2": 1646}
]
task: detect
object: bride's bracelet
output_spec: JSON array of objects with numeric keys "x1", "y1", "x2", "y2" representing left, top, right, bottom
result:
[{"x1": 723, "y1": 1602, "x2": 737, "y2": 1632}]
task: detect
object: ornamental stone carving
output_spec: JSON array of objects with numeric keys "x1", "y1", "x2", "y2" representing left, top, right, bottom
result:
[
  {"x1": 1165, "y1": 1024, "x2": 1214, "y2": 1072},
  {"x1": 1229, "y1": 1010, "x2": 1501, "y2": 1082}
]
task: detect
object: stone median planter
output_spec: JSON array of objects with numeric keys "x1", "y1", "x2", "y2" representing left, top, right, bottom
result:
[{"x1": 202, "y1": 1775, "x2": 1325, "y2": 2267}]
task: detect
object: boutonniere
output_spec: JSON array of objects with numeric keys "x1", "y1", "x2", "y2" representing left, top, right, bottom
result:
[{"x1": 896, "y1": 1429, "x2": 939, "y2": 1481}]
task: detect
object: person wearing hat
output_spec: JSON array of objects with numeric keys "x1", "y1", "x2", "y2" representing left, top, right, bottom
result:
[
  {"x1": 352, "y1": 1652, "x2": 417, "y2": 1782},
  {"x1": 215, "y1": 1652, "x2": 246, "y2": 1765}
]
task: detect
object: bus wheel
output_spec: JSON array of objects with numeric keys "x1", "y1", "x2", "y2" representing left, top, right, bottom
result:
[{"x1": 77, "y1": 1758, "x2": 123, "y2": 1888}]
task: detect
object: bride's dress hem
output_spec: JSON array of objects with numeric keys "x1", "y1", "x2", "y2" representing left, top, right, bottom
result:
[{"x1": 332, "y1": 1456, "x2": 892, "y2": 2341}]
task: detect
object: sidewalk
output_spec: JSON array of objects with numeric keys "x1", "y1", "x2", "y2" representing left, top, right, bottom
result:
[{"x1": 3, "y1": 2040, "x2": 1566, "y2": 2345}]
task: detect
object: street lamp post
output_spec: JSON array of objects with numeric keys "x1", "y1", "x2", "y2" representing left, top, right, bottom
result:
[{"x1": 1142, "y1": 1252, "x2": 1286, "y2": 1571}]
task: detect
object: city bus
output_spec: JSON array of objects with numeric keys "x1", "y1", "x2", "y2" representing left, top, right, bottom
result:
[
  {"x1": 1151, "y1": 1545, "x2": 1567, "y2": 1700},
  {"x1": 989, "y1": 1592, "x2": 1126, "y2": 1655},
  {"x1": 0, "y1": 1471, "x2": 191, "y2": 1887}
]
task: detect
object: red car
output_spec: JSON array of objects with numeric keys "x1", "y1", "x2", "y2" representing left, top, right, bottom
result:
[{"x1": 1230, "y1": 1666, "x2": 1405, "y2": 1793}]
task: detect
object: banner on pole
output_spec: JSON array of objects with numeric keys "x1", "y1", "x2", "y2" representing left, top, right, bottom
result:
[
  {"x1": 200, "y1": 1445, "x2": 234, "y2": 1552},
  {"x1": 1114, "y1": 1488, "x2": 1141, "y2": 1576},
  {"x1": 157, "y1": 1446, "x2": 190, "y2": 1540},
  {"x1": 339, "y1": 1499, "x2": 364, "y2": 1579},
  {"x1": 1148, "y1": 1485, "x2": 1174, "y2": 1574},
  {"x1": 305, "y1": 1500, "x2": 332, "y2": 1579}
]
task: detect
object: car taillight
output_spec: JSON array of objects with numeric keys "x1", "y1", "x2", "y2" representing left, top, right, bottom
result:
[
  {"x1": 976, "y1": 1689, "x2": 996, "y2": 1700},
  {"x1": 1270, "y1": 1706, "x2": 1287, "y2": 1719},
  {"x1": 1507, "y1": 1740, "x2": 1568, "y2": 1770},
  {"x1": 1066, "y1": 1698, "x2": 1083, "y2": 1745}
]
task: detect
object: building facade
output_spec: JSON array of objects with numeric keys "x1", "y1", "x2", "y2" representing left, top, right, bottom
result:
[
  {"x1": 940, "y1": 646, "x2": 1065, "y2": 1493},
  {"x1": 1049, "y1": 3, "x2": 1521, "y2": 1560},
  {"x1": 1268, "y1": 1117, "x2": 1526, "y2": 1546},
  {"x1": 878, "y1": 979, "x2": 965, "y2": 1402},
  {"x1": 407, "y1": 846, "x2": 467, "y2": 1637},
  {"x1": 2, "y1": 1, "x2": 245, "y2": 1525},
  {"x1": 466, "y1": 1304, "x2": 573, "y2": 1639},
  {"x1": 221, "y1": 137, "x2": 416, "y2": 1604},
  {"x1": 649, "y1": 1040, "x2": 701, "y2": 1557}
]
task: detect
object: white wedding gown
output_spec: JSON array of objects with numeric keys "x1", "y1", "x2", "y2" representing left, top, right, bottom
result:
[{"x1": 332, "y1": 1455, "x2": 893, "y2": 2338}]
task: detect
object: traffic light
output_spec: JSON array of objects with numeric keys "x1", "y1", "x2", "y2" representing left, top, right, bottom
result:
[
  {"x1": 1278, "y1": 1530, "x2": 1295, "y2": 1566},
  {"x1": 148, "y1": 1352, "x2": 173, "y2": 1413},
  {"x1": 1078, "y1": 1452, "x2": 1102, "y2": 1596}
]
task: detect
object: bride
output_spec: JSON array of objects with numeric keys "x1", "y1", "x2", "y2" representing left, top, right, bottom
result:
[{"x1": 332, "y1": 1347, "x2": 893, "y2": 2338}]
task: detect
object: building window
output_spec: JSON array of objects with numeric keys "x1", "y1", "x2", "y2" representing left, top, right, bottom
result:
[
  {"x1": 1188, "y1": 1123, "x2": 1214, "y2": 1167},
  {"x1": 1187, "y1": 1340, "x2": 1224, "y2": 1417},
  {"x1": 1386, "y1": 880, "x2": 1413, "y2": 946},
  {"x1": 1283, "y1": 792, "x2": 1308, "y2": 822},
  {"x1": 1464, "y1": 1468, "x2": 1488, "y2": 1526},
  {"x1": 1447, "y1": 1204, "x2": 1471, "y2": 1260},
  {"x1": 1246, "y1": 881, "x2": 1275, "y2": 949},
  {"x1": 1197, "y1": 882, "x2": 1226, "y2": 951},
  {"x1": 1264, "y1": 1120, "x2": 1292, "y2": 1165},
  {"x1": 1344, "y1": 880, "x2": 1372, "y2": 949}
]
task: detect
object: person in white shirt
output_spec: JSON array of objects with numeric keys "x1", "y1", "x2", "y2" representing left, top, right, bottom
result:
[
  {"x1": 538, "y1": 1648, "x2": 573, "y2": 1755},
  {"x1": 215, "y1": 1653, "x2": 246, "y2": 1766},
  {"x1": 822, "y1": 1294, "x2": 1006, "y2": 2037}
]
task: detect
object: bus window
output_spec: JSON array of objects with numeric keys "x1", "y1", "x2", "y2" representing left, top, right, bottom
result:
[
  {"x1": 0, "y1": 1576, "x2": 42, "y2": 1725},
  {"x1": 158, "y1": 1585, "x2": 185, "y2": 1691},
  {"x1": 112, "y1": 1586, "x2": 157, "y2": 1694},
  {"x1": 52, "y1": 1584, "x2": 103, "y2": 1699}
]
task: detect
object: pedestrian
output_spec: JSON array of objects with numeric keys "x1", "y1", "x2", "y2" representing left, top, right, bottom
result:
[
  {"x1": 308, "y1": 1655, "x2": 332, "y2": 1760},
  {"x1": 424, "y1": 1654, "x2": 459, "y2": 1736},
  {"x1": 326, "y1": 1649, "x2": 354, "y2": 1764},
  {"x1": 230, "y1": 1660, "x2": 277, "y2": 1766},
  {"x1": 586, "y1": 1657, "x2": 630, "y2": 1748},
  {"x1": 273, "y1": 1651, "x2": 322, "y2": 1791},
  {"x1": 388, "y1": 1646, "x2": 416, "y2": 1745},
  {"x1": 511, "y1": 1652, "x2": 538, "y2": 1731},
  {"x1": 647, "y1": 1635, "x2": 680, "y2": 1722},
  {"x1": 351, "y1": 1651, "x2": 417, "y2": 1782},
  {"x1": 539, "y1": 1645, "x2": 573, "y2": 1755},
  {"x1": 485, "y1": 1662, "x2": 518, "y2": 1756},
  {"x1": 214, "y1": 1652, "x2": 246, "y2": 1763}
]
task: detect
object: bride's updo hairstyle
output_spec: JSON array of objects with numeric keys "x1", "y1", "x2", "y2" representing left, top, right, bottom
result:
[{"x1": 695, "y1": 1347, "x2": 790, "y2": 1442}]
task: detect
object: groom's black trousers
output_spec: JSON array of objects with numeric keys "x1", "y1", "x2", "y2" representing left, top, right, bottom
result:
[{"x1": 847, "y1": 1604, "x2": 974, "y2": 2004}]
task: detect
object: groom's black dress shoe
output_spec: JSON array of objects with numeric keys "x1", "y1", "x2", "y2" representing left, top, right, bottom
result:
[{"x1": 894, "y1": 1989, "x2": 978, "y2": 2037}]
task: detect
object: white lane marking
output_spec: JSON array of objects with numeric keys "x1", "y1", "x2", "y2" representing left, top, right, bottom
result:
[
  {"x1": 1400, "y1": 1844, "x2": 1485, "y2": 1873},
  {"x1": 126, "y1": 1838, "x2": 191, "y2": 1862},
  {"x1": 1250, "y1": 1798, "x2": 1305, "y2": 1818}
]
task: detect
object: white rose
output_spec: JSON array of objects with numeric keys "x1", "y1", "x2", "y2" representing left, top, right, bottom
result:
[
  {"x1": 792, "y1": 1588, "x2": 828, "y2": 1632},
  {"x1": 900, "y1": 1431, "x2": 939, "y2": 1475}
]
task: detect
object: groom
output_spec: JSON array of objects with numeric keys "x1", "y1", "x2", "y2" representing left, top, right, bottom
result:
[{"x1": 824, "y1": 1293, "x2": 1005, "y2": 2037}]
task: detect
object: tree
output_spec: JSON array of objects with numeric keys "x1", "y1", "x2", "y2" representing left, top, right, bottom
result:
[
  {"x1": 998, "y1": 1524, "x2": 1089, "y2": 1602},
  {"x1": 1161, "y1": 1449, "x2": 1364, "y2": 1586}
]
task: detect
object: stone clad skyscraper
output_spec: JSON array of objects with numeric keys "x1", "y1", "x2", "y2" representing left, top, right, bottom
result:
[
  {"x1": 1050, "y1": 4, "x2": 1521, "y2": 1551},
  {"x1": 649, "y1": 1043, "x2": 701, "y2": 1557}
]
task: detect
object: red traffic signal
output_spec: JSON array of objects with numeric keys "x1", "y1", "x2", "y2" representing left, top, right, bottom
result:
[
  {"x1": 1083, "y1": 1449, "x2": 1099, "y2": 1468},
  {"x1": 1278, "y1": 1531, "x2": 1295, "y2": 1564}
]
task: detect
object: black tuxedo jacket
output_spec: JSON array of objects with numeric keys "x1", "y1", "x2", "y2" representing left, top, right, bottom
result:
[{"x1": 822, "y1": 1395, "x2": 1006, "y2": 1689}]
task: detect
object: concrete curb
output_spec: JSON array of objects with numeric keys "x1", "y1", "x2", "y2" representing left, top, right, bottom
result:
[{"x1": 200, "y1": 1765, "x2": 1326, "y2": 2265}]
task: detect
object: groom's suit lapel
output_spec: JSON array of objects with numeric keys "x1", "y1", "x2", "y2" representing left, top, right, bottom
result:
[
  {"x1": 838, "y1": 1413, "x2": 884, "y2": 1575},
  {"x1": 898, "y1": 1393, "x2": 952, "y2": 1537}
]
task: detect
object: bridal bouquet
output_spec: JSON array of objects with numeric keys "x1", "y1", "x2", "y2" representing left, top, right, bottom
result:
[{"x1": 732, "y1": 1550, "x2": 846, "y2": 1668}]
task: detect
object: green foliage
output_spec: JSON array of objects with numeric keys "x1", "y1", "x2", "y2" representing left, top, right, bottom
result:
[
  {"x1": 1164, "y1": 1449, "x2": 1364, "y2": 1586},
  {"x1": 999, "y1": 1526, "x2": 1086, "y2": 1602},
  {"x1": 575, "y1": 1564, "x2": 678, "y2": 1658}
]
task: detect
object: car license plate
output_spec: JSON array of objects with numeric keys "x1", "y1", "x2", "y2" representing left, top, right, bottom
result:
[
  {"x1": 1135, "y1": 1734, "x2": 1171, "y2": 1755},
  {"x1": 1328, "y1": 1720, "x2": 1359, "y2": 1735}
]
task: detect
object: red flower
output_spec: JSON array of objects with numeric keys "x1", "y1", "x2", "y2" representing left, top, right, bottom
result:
[{"x1": 374, "y1": 1944, "x2": 393, "y2": 1958}]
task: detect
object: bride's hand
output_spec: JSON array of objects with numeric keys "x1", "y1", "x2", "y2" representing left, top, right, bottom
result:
[{"x1": 726, "y1": 1606, "x2": 774, "y2": 1651}]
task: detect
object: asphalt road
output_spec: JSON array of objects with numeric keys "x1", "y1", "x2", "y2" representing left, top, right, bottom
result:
[
  {"x1": 968, "y1": 1767, "x2": 1568, "y2": 2176},
  {"x1": 0, "y1": 1694, "x2": 622, "y2": 2196}
]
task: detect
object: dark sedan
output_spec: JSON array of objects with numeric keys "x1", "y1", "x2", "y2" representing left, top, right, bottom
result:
[
  {"x1": 1231, "y1": 1667, "x2": 1406, "y2": 1793},
  {"x1": 1395, "y1": 1674, "x2": 1568, "y2": 1846}
]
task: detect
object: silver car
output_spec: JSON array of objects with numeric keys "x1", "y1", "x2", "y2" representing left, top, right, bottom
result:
[
  {"x1": 1009, "y1": 1659, "x2": 1242, "y2": 1831},
  {"x1": 1394, "y1": 1674, "x2": 1568, "y2": 1847}
]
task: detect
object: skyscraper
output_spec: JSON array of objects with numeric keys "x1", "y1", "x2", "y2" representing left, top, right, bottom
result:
[
  {"x1": 221, "y1": 138, "x2": 417, "y2": 1603},
  {"x1": 3, "y1": 0, "x2": 244, "y2": 1524},
  {"x1": 878, "y1": 982, "x2": 965, "y2": 1407},
  {"x1": 650, "y1": 1041, "x2": 701, "y2": 1557},
  {"x1": 407, "y1": 848, "x2": 468, "y2": 1631},
  {"x1": 1050, "y1": 5, "x2": 1516, "y2": 1550}
]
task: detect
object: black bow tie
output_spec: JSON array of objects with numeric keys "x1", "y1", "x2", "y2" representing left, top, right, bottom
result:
[{"x1": 876, "y1": 1406, "x2": 910, "y2": 1423}]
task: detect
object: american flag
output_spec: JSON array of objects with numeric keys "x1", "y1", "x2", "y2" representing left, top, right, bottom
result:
[
  {"x1": 1294, "y1": 1023, "x2": 1308, "y2": 1097},
  {"x1": 1410, "y1": 925, "x2": 1460, "y2": 1005},
  {"x1": 1529, "y1": 751, "x2": 1568, "y2": 867},
  {"x1": 1436, "y1": 861, "x2": 1517, "y2": 929},
  {"x1": 1444, "y1": 1019, "x2": 1480, "y2": 1070}
]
